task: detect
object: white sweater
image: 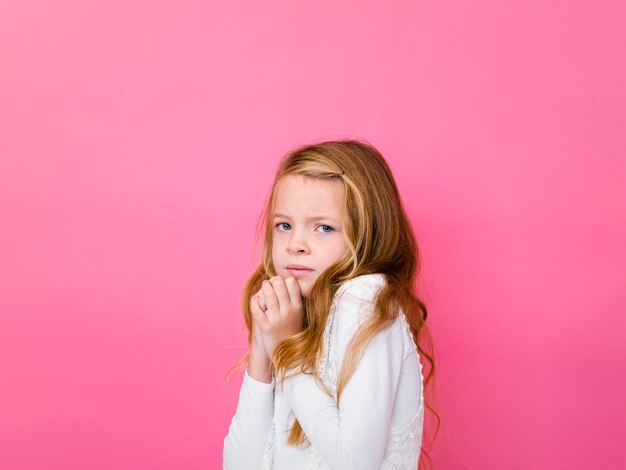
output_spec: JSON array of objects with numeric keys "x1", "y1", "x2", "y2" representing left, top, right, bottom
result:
[{"x1": 223, "y1": 273, "x2": 424, "y2": 470}]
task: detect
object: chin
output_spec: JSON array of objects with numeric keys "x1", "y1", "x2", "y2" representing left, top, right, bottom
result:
[
  {"x1": 278, "y1": 271, "x2": 314, "y2": 297},
  {"x1": 294, "y1": 278, "x2": 313, "y2": 298},
  {"x1": 297, "y1": 280, "x2": 311, "y2": 297}
]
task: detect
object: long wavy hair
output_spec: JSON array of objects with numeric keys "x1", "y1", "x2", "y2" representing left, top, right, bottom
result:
[{"x1": 227, "y1": 139, "x2": 440, "y2": 469}]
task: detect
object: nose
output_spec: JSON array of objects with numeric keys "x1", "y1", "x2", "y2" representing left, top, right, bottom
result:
[{"x1": 286, "y1": 229, "x2": 310, "y2": 255}]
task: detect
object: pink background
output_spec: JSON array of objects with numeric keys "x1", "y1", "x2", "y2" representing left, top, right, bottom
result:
[{"x1": 1, "y1": 1, "x2": 624, "y2": 469}]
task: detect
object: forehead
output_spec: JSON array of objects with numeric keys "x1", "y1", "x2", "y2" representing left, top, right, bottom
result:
[{"x1": 273, "y1": 174, "x2": 344, "y2": 217}]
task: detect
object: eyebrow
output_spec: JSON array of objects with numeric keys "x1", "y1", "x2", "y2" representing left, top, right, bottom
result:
[{"x1": 272, "y1": 213, "x2": 340, "y2": 224}]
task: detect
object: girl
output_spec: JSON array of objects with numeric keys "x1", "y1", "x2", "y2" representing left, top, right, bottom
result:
[{"x1": 223, "y1": 140, "x2": 438, "y2": 470}]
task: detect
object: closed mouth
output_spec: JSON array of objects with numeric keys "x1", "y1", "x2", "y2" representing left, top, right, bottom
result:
[{"x1": 287, "y1": 265, "x2": 313, "y2": 272}]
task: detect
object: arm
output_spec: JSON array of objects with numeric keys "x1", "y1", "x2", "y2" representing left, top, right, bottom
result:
[
  {"x1": 222, "y1": 363, "x2": 274, "y2": 470},
  {"x1": 280, "y1": 282, "x2": 405, "y2": 470},
  {"x1": 223, "y1": 312, "x2": 275, "y2": 469}
]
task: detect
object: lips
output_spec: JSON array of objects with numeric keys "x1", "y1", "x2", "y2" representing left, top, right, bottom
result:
[
  {"x1": 286, "y1": 264, "x2": 314, "y2": 277},
  {"x1": 287, "y1": 264, "x2": 313, "y2": 271}
]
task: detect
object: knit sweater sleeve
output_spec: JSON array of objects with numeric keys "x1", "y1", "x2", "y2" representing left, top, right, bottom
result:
[
  {"x1": 280, "y1": 275, "x2": 405, "y2": 470},
  {"x1": 223, "y1": 368, "x2": 274, "y2": 469}
]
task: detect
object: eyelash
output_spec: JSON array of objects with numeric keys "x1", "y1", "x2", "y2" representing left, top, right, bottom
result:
[{"x1": 275, "y1": 223, "x2": 334, "y2": 233}]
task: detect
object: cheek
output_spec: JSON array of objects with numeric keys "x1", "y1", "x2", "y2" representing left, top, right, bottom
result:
[
  {"x1": 330, "y1": 240, "x2": 349, "y2": 261},
  {"x1": 319, "y1": 247, "x2": 346, "y2": 271}
]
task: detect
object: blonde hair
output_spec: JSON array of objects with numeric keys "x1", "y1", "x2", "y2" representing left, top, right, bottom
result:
[{"x1": 227, "y1": 139, "x2": 440, "y2": 469}]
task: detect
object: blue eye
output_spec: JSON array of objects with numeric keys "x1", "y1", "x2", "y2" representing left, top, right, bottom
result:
[{"x1": 274, "y1": 223, "x2": 333, "y2": 233}]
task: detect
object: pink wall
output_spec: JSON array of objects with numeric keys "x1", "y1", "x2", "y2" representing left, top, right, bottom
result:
[{"x1": 1, "y1": 1, "x2": 624, "y2": 469}]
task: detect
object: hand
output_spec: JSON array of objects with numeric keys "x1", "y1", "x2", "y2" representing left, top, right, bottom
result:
[
  {"x1": 250, "y1": 287, "x2": 268, "y2": 358},
  {"x1": 251, "y1": 312, "x2": 268, "y2": 356},
  {"x1": 250, "y1": 275, "x2": 304, "y2": 358},
  {"x1": 247, "y1": 288, "x2": 272, "y2": 383}
]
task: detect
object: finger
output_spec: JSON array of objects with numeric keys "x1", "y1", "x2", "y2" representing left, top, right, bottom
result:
[
  {"x1": 250, "y1": 294, "x2": 266, "y2": 318},
  {"x1": 284, "y1": 276, "x2": 303, "y2": 308},
  {"x1": 269, "y1": 276, "x2": 291, "y2": 313},
  {"x1": 251, "y1": 290, "x2": 266, "y2": 311},
  {"x1": 257, "y1": 293, "x2": 267, "y2": 311},
  {"x1": 261, "y1": 280, "x2": 280, "y2": 317},
  {"x1": 250, "y1": 295, "x2": 270, "y2": 329},
  {"x1": 252, "y1": 284, "x2": 268, "y2": 310}
]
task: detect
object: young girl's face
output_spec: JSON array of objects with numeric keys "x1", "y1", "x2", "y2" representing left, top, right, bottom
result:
[{"x1": 271, "y1": 174, "x2": 348, "y2": 298}]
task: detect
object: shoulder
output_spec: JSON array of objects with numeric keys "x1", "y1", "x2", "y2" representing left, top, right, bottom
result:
[
  {"x1": 335, "y1": 273, "x2": 386, "y2": 301},
  {"x1": 331, "y1": 273, "x2": 387, "y2": 320},
  {"x1": 330, "y1": 273, "x2": 406, "y2": 356}
]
